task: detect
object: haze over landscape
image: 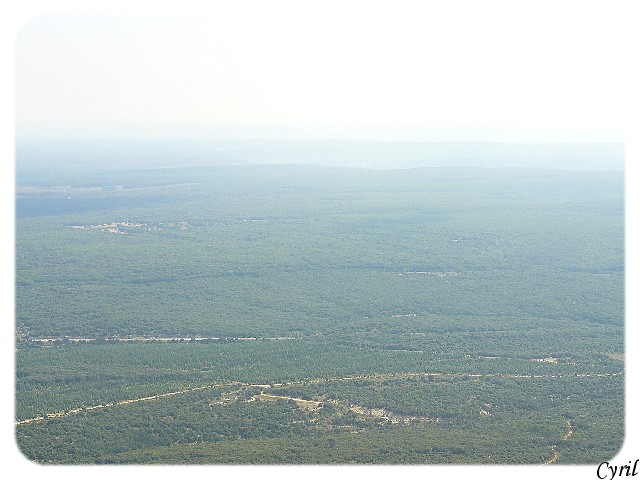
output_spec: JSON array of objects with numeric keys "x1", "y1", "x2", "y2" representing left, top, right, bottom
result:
[{"x1": 16, "y1": 10, "x2": 626, "y2": 159}]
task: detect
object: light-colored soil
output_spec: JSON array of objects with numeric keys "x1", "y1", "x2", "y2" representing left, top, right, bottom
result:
[
  {"x1": 67, "y1": 221, "x2": 189, "y2": 235},
  {"x1": 606, "y1": 353, "x2": 625, "y2": 362},
  {"x1": 15, "y1": 382, "x2": 239, "y2": 426},
  {"x1": 400, "y1": 271, "x2": 460, "y2": 276},
  {"x1": 16, "y1": 370, "x2": 622, "y2": 427},
  {"x1": 541, "y1": 420, "x2": 574, "y2": 464},
  {"x1": 254, "y1": 393, "x2": 321, "y2": 410},
  {"x1": 397, "y1": 271, "x2": 459, "y2": 285},
  {"x1": 346, "y1": 403, "x2": 436, "y2": 424},
  {"x1": 542, "y1": 446, "x2": 560, "y2": 465},
  {"x1": 562, "y1": 420, "x2": 573, "y2": 441},
  {"x1": 533, "y1": 357, "x2": 558, "y2": 363},
  {"x1": 68, "y1": 221, "x2": 144, "y2": 235},
  {"x1": 24, "y1": 335, "x2": 296, "y2": 345}
]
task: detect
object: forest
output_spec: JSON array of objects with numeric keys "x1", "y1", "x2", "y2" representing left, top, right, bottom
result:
[{"x1": 14, "y1": 162, "x2": 624, "y2": 464}]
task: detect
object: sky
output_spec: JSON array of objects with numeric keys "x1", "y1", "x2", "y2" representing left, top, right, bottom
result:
[{"x1": 14, "y1": 5, "x2": 634, "y2": 143}]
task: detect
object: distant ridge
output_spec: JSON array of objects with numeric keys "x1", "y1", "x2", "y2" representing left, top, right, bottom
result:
[{"x1": 16, "y1": 137, "x2": 624, "y2": 172}]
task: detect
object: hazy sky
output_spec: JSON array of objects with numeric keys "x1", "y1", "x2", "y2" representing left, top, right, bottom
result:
[{"x1": 15, "y1": 4, "x2": 632, "y2": 142}]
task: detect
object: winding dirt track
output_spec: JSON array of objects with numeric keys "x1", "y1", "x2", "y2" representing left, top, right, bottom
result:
[
  {"x1": 542, "y1": 446, "x2": 560, "y2": 465},
  {"x1": 15, "y1": 382, "x2": 239, "y2": 426},
  {"x1": 562, "y1": 420, "x2": 574, "y2": 441},
  {"x1": 541, "y1": 419, "x2": 575, "y2": 465}
]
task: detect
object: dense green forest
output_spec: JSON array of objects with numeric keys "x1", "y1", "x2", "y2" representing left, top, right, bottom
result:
[{"x1": 15, "y1": 163, "x2": 624, "y2": 464}]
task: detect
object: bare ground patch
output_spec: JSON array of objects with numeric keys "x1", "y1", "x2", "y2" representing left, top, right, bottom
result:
[{"x1": 606, "y1": 353, "x2": 624, "y2": 362}]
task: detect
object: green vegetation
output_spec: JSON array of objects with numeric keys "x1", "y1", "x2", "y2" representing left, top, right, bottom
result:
[{"x1": 15, "y1": 164, "x2": 624, "y2": 464}]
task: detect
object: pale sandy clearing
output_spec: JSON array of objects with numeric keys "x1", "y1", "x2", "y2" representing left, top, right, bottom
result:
[{"x1": 606, "y1": 353, "x2": 624, "y2": 362}]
